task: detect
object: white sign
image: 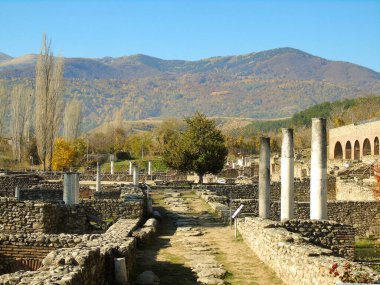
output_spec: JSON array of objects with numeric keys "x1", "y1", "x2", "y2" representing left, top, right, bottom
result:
[{"x1": 231, "y1": 204, "x2": 244, "y2": 219}]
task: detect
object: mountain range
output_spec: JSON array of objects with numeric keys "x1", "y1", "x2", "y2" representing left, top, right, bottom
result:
[{"x1": 0, "y1": 48, "x2": 379, "y2": 131}]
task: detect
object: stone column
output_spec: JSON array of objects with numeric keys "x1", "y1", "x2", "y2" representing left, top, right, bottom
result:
[
  {"x1": 259, "y1": 137, "x2": 271, "y2": 219},
  {"x1": 96, "y1": 162, "x2": 101, "y2": 192},
  {"x1": 114, "y1": 257, "x2": 128, "y2": 285},
  {"x1": 281, "y1": 128, "x2": 294, "y2": 221},
  {"x1": 110, "y1": 160, "x2": 114, "y2": 175},
  {"x1": 15, "y1": 187, "x2": 20, "y2": 200},
  {"x1": 64, "y1": 173, "x2": 79, "y2": 205},
  {"x1": 148, "y1": 161, "x2": 152, "y2": 176},
  {"x1": 133, "y1": 165, "x2": 139, "y2": 186},
  {"x1": 310, "y1": 118, "x2": 327, "y2": 220},
  {"x1": 129, "y1": 161, "x2": 133, "y2": 175}
]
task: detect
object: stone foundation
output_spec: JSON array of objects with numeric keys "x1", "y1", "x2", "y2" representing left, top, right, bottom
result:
[
  {"x1": 237, "y1": 218, "x2": 379, "y2": 285},
  {"x1": 203, "y1": 177, "x2": 336, "y2": 202},
  {"x1": 197, "y1": 188, "x2": 380, "y2": 238},
  {"x1": 0, "y1": 196, "x2": 144, "y2": 235},
  {"x1": 0, "y1": 219, "x2": 139, "y2": 284}
]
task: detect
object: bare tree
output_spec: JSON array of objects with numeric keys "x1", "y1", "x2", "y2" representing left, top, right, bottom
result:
[
  {"x1": 35, "y1": 34, "x2": 65, "y2": 170},
  {"x1": 11, "y1": 85, "x2": 33, "y2": 163},
  {"x1": 63, "y1": 99, "x2": 82, "y2": 141},
  {"x1": 0, "y1": 83, "x2": 8, "y2": 136}
]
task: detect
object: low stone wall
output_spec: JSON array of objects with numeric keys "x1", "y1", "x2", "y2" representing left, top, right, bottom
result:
[
  {"x1": 204, "y1": 177, "x2": 336, "y2": 202},
  {"x1": 93, "y1": 190, "x2": 121, "y2": 200},
  {"x1": 0, "y1": 233, "x2": 91, "y2": 274},
  {"x1": 198, "y1": 189, "x2": 380, "y2": 238},
  {"x1": 0, "y1": 196, "x2": 144, "y2": 235},
  {"x1": 0, "y1": 219, "x2": 139, "y2": 284},
  {"x1": 238, "y1": 218, "x2": 379, "y2": 285},
  {"x1": 19, "y1": 188, "x2": 63, "y2": 201},
  {"x1": 83, "y1": 199, "x2": 144, "y2": 221},
  {"x1": 281, "y1": 219, "x2": 355, "y2": 259},
  {"x1": 0, "y1": 174, "x2": 43, "y2": 197}
]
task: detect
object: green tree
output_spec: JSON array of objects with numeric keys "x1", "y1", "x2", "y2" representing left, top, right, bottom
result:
[{"x1": 163, "y1": 112, "x2": 228, "y2": 183}]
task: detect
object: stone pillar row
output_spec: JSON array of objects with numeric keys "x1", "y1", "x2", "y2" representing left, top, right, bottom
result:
[{"x1": 258, "y1": 118, "x2": 327, "y2": 221}]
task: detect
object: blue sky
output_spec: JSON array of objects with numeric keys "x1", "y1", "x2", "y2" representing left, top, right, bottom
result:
[{"x1": 0, "y1": 0, "x2": 379, "y2": 71}]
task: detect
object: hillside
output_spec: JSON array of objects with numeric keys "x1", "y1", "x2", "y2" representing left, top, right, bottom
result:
[
  {"x1": 239, "y1": 96, "x2": 380, "y2": 136},
  {"x1": 0, "y1": 48, "x2": 379, "y2": 131}
]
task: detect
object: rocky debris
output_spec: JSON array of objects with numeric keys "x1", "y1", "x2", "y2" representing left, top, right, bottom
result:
[{"x1": 136, "y1": 270, "x2": 160, "y2": 285}]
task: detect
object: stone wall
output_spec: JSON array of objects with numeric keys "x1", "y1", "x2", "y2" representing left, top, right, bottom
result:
[
  {"x1": 0, "y1": 219, "x2": 139, "y2": 284},
  {"x1": 19, "y1": 188, "x2": 63, "y2": 201},
  {"x1": 198, "y1": 189, "x2": 380, "y2": 238},
  {"x1": 0, "y1": 233, "x2": 90, "y2": 274},
  {"x1": 0, "y1": 174, "x2": 43, "y2": 197},
  {"x1": 204, "y1": 177, "x2": 336, "y2": 202},
  {"x1": 280, "y1": 219, "x2": 355, "y2": 259},
  {"x1": 336, "y1": 177, "x2": 378, "y2": 201},
  {"x1": 237, "y1": 217, "x2": 379, "y2": 285},
  {"x1": 0, "y1": 197, "x2": 144, "y2": 235},
  {"x1": 83, "y1": 199, "x2": 144, "y2": 221}
]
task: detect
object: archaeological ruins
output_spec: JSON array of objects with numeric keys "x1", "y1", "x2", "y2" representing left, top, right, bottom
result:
[{"x1": 0, "y1": 117, "x2": 379, "y2": 285}]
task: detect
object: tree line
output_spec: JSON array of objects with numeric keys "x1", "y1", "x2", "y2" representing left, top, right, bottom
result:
[{"x1": 0, "y1": 34, "x2": 82, "y2": 170}]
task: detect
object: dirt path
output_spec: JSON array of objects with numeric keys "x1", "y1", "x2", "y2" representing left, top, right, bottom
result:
[{"x1": 134, "y1": 189, "x2": 284, "y2": 285}]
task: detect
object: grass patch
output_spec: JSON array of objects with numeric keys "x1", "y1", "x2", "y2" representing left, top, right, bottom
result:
[
  {"x1": 355, "y1": 239, "x2": 380, "y2": 264},
  {"x1": 161, "y1": 252, "x2": 187, "y2": 265}
]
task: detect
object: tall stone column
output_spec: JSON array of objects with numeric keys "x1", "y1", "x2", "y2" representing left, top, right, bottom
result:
[
  {"x1": 259, "y1": 137, "x2": 271, "y2": 219},
  {"x1": 133, "y1": 165, "x2": 139, "y2": 186},
  {"x1": 129, "y1": 161, "x2": 133, "y2": 175},
  {"x1": 110, "y1": 160, "x2": 114, "y2": 175},
  {"x1": 96, "y1": 162, "x2": 101, "y2": 192},
  {"x1": 281, "y1": 128, "x2": 294, "y2": 221},
  {"x1": 64, "y1": 173, "x2": 79, "y2": 205},
  {"x1": 310, "y1": 118, "x2": 327, "y2": 220},
  {"x1": 148, "y1": 161, "x2": 152, "y2": 176}
]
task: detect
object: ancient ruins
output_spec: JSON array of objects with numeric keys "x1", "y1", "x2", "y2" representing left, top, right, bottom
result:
[{"x1": 0, "y1": 118, "x2": 379, "y2": 285}]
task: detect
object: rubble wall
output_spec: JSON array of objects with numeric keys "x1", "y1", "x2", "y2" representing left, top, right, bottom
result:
[
  {"x1": 238, "y1": 218, "x2": 379, "y2": 285},
  {"x1": 0, "y1": 219, "x2": 139, "y2": 284}
]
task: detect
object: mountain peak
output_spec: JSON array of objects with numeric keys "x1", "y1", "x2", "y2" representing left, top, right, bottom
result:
[{"x1": 0, "y1": 52, "x2": 13, "y2": 62}]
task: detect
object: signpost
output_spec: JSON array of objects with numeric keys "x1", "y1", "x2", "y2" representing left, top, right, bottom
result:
[{"x1": 231, "y1": 204, "x2": 244, "y2": 239}]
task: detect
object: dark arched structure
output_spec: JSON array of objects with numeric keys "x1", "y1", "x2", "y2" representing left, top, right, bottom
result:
[
  {"x1": 354, "y1": 140, "x2": 360, "y2": 160},
  {"x1": 363, "y1": 138, "x2": 371, "y2": 156},
  {"x1": 345, "y1": 141, "x2": 352, "y2": 160},
  {"x1": 375, "y1": 137, "x2": 379, "y2": 155},
  {"x1": 334, "y1": 142, "x2": 343, "y2": 159}
]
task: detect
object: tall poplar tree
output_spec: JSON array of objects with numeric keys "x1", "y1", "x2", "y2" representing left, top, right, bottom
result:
[{"x1": 35, "y1": 34, "x2": 64, "y2": 170}]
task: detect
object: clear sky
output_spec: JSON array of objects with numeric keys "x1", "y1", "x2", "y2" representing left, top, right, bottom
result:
[{"x1": 0, "y1": 0, "x2": 379, "y2": 71}]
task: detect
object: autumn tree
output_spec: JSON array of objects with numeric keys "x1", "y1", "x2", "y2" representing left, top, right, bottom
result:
[
  {"x1": 11, "y1": 85, "x2": 33, "y2": 163},
  {"x1": 35, "y1": 34, "x2": 64, "y2": 170},
  {"x1": 163, "y1": 112, "x2": 228, "y2": 183},
  {"x1": 124, "y1": 132, "x2": 153, "y2": 159},
  {"x1": 63, "y1": 99, "x2": 82, "y2": 141},
  {"x1": 51, "y1": 138, "x2": 76, "y2": 170}
]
